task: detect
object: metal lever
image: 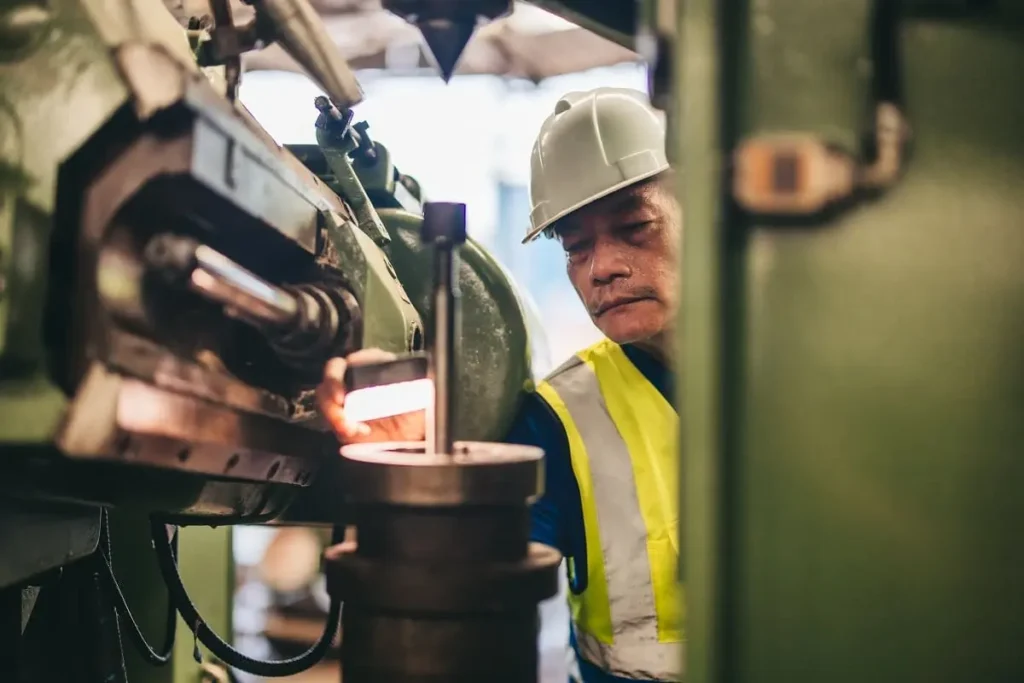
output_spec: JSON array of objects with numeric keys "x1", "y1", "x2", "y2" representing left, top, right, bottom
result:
[{"x1": 251, "y1": 0, "x2": 364, "y2": 109}]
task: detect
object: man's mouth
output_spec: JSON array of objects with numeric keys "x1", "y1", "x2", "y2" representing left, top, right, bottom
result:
[{"x1": 593, "y1": 296, "x2": 653, "y2": 317}]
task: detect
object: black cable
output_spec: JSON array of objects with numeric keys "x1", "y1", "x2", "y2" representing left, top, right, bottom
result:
[
  {"x1": 149, "y1": 517, "x2": 342, "y2": 678},
  {"x1": 94, "y1": 510, "x2": 178, "y2": 666},
  {"x1": 87, "y1": 565, "x2": 130, "y2": 683}
]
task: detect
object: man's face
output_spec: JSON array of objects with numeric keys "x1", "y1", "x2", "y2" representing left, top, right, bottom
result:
[{"x1": 556, "y1": 177, "x2": 680, "y2": 345}]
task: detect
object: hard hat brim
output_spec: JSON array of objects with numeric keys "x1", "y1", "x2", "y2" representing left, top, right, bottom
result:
[{"x1": 521, "y1": 163, "x2": 671, "y2": 245}]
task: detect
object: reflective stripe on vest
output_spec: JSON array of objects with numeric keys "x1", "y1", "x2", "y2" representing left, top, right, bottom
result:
[{"x1": 535, "y1": 339, "x2": 684, "y2": 681}]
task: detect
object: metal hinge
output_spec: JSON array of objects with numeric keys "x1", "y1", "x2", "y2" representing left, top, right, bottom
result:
[
  {"x1": 733, "y1": 102, "x2": 910, "y2": 217},
  {"x1": 732, "y1": 0, "x2": 912, "y2": 220}
]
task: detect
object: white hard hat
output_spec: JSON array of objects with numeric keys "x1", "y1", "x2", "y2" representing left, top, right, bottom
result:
[{"x1": 523, "y1": 87, "x2": 669, "y2": 244}]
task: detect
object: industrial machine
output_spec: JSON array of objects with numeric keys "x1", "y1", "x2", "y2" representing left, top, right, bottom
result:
[{"x1": 0, "y1": 0, "x2": 561, "y2": 680}]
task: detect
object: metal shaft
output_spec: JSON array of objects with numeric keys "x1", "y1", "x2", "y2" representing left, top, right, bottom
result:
[
  {"x1": 432, "y1": 244, "x2": 456, "y2": 456},
  {"x1": 189, "y1": 244, "x2": 300, "y2": 327},
  {"x1": 144, "y1": 234, "x2": 360, "y2": 374},
  {"x1": 145, "y1": 233, "x2": 300, "y2": 328},
  {"x1": 421, "y1": 203, "x2": 466, "y2": 457}
]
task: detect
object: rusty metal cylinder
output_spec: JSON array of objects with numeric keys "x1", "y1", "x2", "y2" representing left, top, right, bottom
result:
[{"x1": 327, "y1": 441, "x2": 562, "y2": 683}]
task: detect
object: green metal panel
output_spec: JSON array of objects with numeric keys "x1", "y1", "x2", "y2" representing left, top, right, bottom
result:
[
  {"x1": 673, "y1": 2, "x2": 725, "y2": 682},
  {"x1": 678, "y1": 1, "x2": 1024, "y2": 682}
]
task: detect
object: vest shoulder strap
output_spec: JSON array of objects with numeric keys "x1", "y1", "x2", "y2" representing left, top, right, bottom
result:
[
  {"x1": 541, "y1": 338, "x2": 618, "y2": 391},
  {"x1": 544, "y1": 353, "x2": 585, "y2": 384}
]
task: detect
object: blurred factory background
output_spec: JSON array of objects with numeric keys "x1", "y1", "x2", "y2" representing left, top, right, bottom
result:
[{"x1": 219, "y1": 3, "x2": 648, "y2": 680}]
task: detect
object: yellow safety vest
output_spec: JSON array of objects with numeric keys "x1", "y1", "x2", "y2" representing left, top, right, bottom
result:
[{"x1": 536, "y1": 339, "x2": 684, "y2": 681}]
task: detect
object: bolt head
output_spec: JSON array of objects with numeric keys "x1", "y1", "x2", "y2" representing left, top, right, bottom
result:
[{"x1": 421, "y1": 202, "x2": 467, "y2": 245}]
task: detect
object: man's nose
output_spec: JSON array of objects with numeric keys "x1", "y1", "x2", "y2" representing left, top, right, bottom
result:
[{"x1": 589, "y1": 239, "x2": 631, "y2": 284}]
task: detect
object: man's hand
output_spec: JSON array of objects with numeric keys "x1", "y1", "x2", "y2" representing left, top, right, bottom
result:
[{"x1": 316, "y1": 348, "x2": 427, "y2": 445}]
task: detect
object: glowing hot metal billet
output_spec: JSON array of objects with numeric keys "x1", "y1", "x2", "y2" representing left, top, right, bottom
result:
[{"x1": 342, "y1": 353, "x2": 433, "y2": 423}]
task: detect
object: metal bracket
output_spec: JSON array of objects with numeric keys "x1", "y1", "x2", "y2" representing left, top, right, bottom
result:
[
  {"x1": 733, "y1": 103, "x2": 910, "y2": 217},
  {"x1": 731, "y1": 0, "x2": 912, "y2": 220},
  {"x1": 314, "y1": 97, "x2": 392, "y2": 246}
]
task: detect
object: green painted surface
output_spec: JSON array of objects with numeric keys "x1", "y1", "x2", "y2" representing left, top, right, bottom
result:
[
  {"x1": 741, "y1": 0, "x2": 874, "y2": 149},
  {"x1": 322, "y1": 210, "x2": 423, "y2": 354},
  {"x1": 674, "y1": 2, "x2": 725, "y2": 682},
  {"x1": 675, "y1": 2, "x2": 1024, "y2": 682}
]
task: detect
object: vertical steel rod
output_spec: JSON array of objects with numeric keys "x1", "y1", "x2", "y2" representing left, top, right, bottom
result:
[
  {"x1": 432, "y1": 242, "x2": 455, "y2": 456},
  {"x1": 422, "y1": 202, "x2": 466, "y2": 457}
]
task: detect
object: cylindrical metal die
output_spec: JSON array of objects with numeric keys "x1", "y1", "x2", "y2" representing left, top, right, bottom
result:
[{"x1": 328, "y1": 441, "x2": 562, "y2": 683}]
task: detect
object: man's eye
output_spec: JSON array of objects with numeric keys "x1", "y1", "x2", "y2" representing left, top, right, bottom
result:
[{"x1": 621, "y1": 221, "x2": 654, "y2": 241}]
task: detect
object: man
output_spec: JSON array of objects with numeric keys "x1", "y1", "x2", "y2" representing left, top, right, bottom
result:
[{"x1": 317, "y1": 87, "x2": 683, "y2": 683}]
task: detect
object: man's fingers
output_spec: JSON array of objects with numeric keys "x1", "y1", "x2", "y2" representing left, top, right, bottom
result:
[
  {"x1": 319, "y1": 349, "x2": 396, "y2": 444},
  {"x1": 316, "y1": 378, "x2": 368, "y2": 440},
  {"x1": 319, "y1": 395, "x2": 370, "y2": 440},
  {"x1": 323, "y1": 356, "x2": 348, "y2": 383}
]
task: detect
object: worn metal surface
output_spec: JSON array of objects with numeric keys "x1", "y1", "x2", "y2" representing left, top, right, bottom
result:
[
  {"x1": 0, "y1": 0, "x2": 431, "y2": 528},
  {"x1": 328, "y1": 441, "x2": 561, "y2": 683},
  {"x1": 341, "y1": 440, "x2": 543, "y2": 506},
  {"x1": 255, "y1": 0, "x2": 365, "y2": 107},
  {"x1": 0, "y1": 0, "x2": 360, "y2": 521},
  {"x1": 313, "y1": 101, "x2": 394, "y2": 247},
  {"x1": 676, "y1": 1, "x2": 1024, "y2": 682},
  {"x1": 330, "y1": 188, "x2": 555, "y2": 683},
  {"x1": 0, "y1": 0, "x2": 395, "y2": 676},
  {"x1": 1, "y1": 0, "x2": 550, "y2": 680}
]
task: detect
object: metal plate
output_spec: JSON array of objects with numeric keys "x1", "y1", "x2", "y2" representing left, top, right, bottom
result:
[
  {"x1": 680, "y1": 4, "x2": 1024, "y2": 683},
  {"x1": 339, "y1": 441, "x2": 543, "y2": 506}
]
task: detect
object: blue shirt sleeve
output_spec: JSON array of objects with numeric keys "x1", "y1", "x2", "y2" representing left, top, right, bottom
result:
[{"x1": 504, "y1": 391, "x2": 588, "y2": 594}]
